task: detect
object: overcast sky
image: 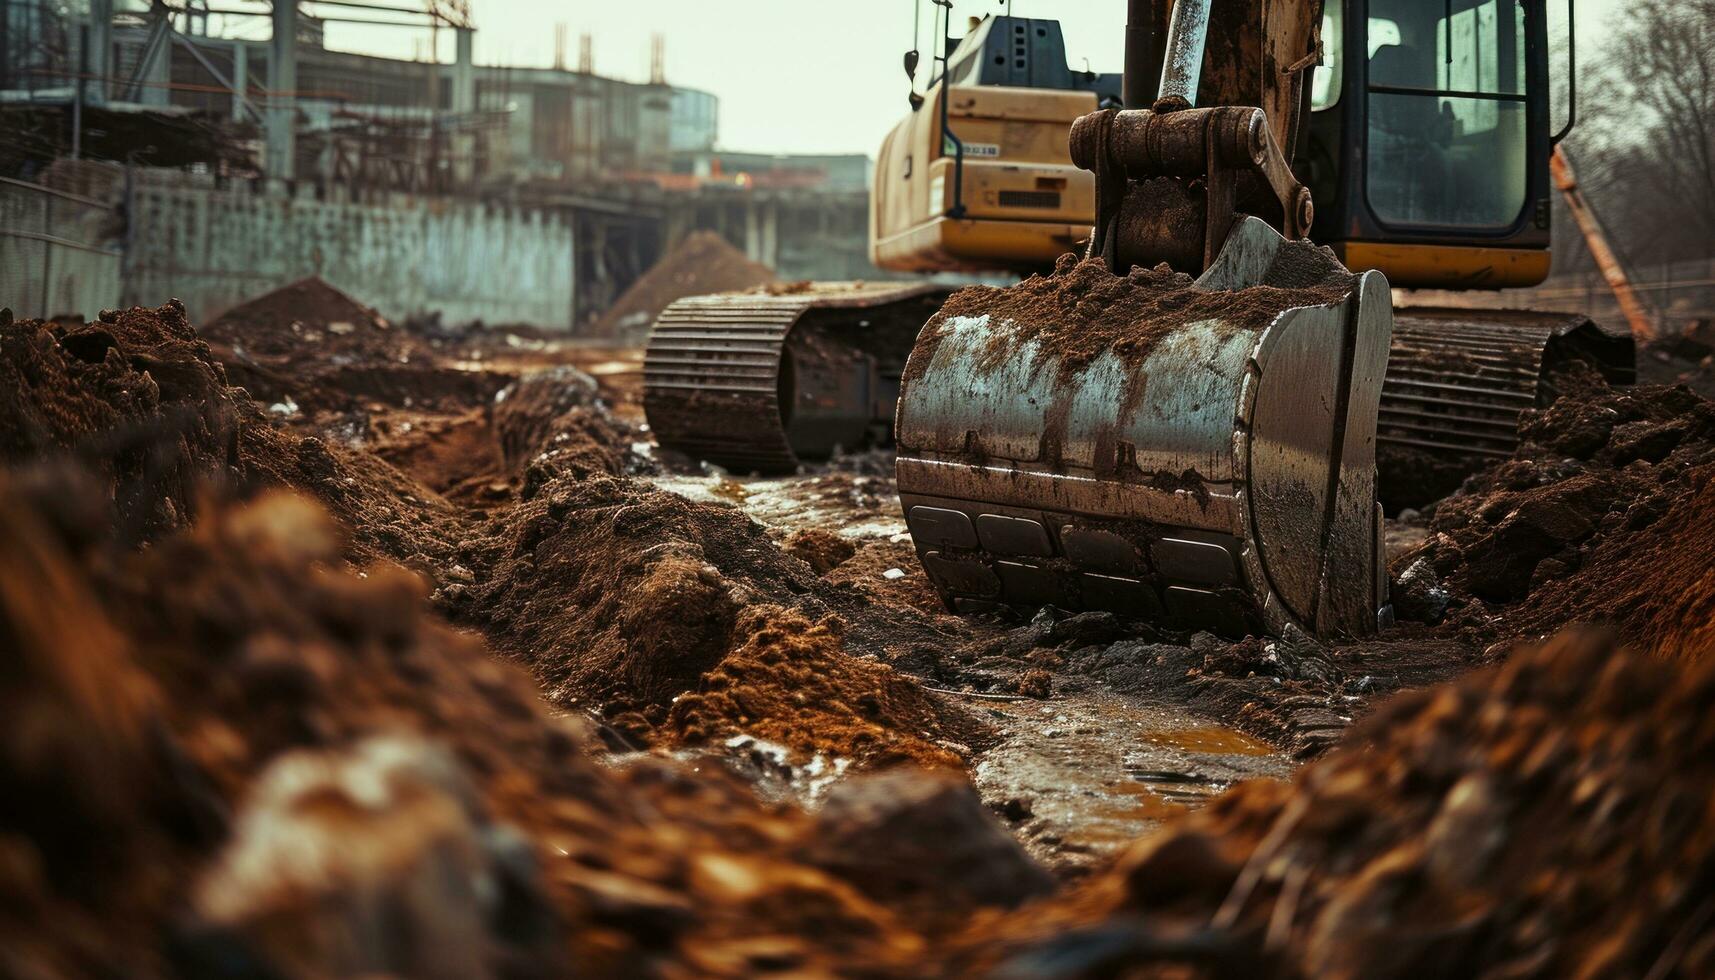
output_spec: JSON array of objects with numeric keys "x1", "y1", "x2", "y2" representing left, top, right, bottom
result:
[{"x1": 292, "y1": 0, "x2": 1625, "y2": 157}]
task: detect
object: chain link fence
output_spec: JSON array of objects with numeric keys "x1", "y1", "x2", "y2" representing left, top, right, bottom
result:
[{"x1": 0, "y1": 175, "x2": 122, "y2": 320}]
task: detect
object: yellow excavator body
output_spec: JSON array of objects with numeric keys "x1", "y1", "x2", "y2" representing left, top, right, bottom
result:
[{"x1": 870, "y1": 85, "x2": 1097, "y2": 273}]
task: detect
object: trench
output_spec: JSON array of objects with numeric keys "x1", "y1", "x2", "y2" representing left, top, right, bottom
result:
[{"x1": 643, "y1": 465, "x2": 1298, "y2": 866}]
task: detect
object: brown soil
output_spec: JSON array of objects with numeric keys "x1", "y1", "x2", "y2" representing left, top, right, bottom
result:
[
  {"x1": 368, "y1": 407, "x2": 507, "y2": 498},
  {"x1": 781, "y1": 527, "x2": 857, "y2": 573},
  {"x1": 666, "y1": 605, "x2": 972, "y2": 769},
  {"x1": 953, "y1": 629, "x2": 1715, "y2": 978},
  {"x1": 826, "y1": 538, "x2": 951, "y2": 617},
  {"x1": 592, "y1": 232, "x2": 777, "y2": 339},
  {"x1": 1398, "y1": 375, "x2": 1715, "y2": 656},
  {"x1": 0, "y1": 287, "x2": 1028, "y2": 978},
  {"x1": 15, "y1": 273, "x2": 1715, "y2": 977},
  {"x1": 0, "y1": 301, "x2": 241, "y2": 542},
  {"x1": 445, "y1": 471, "x2": 983, "y2": 759},
  {"x1": 203, "y1": 277, "x2": 421, "y2": 365},
  {"x1": 494, "y1": 366, "x2": 640, "y2": 493},
  {"x1": 201, "y1": 278, "x2": 512, "y2": 428},
  {"x1": 905, "y1": 248, "x2": 1355, "y2": 391},
  {"x1": 237, "y1": 410, "x2": 473, "y2": 574},
  {"x1": 0, "y1": 475, "x2": 966, "y2": 978}
]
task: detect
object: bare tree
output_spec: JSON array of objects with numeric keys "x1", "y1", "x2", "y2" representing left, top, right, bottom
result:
[{"x1": 1560, "y1": 0, "x2": 1715, "y2": 270}]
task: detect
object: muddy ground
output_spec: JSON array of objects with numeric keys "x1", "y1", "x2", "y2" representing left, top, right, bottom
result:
[{"x1": 4, "y1": 281, "x2": 1715, "y2": 978}]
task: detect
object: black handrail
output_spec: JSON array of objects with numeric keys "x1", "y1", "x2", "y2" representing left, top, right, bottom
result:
[{"x1": 933, "y1": 0, "x2": 967, "y2": 218}]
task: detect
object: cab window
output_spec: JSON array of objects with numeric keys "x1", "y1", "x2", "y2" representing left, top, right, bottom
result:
[{"x1": 1365, "y1": 0, "x2": 1530, "y2": 228}]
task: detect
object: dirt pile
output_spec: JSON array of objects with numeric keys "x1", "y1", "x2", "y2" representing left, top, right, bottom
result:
[
  {"x1": 203, "y1": 277, "x2": 418, "y2": 365},
  {"x1": 592, "y1": 232, "x2": 777, "y2": 340},
  {"x1": 782, "y1": 526, "x2": 857, "y2": 573},
  {"x1": 958, "y1": 629, "x2": 1715, "y2": 978},
  {"x1": 0, "y1": 301, "x2": 241, "y2": 541},
  {"x1": 238, "y1": 411, "x2": 474, "y2": 572},
  {"x1": 0, "y1": 474, "x2": 1034, "y2": 978},
  {"x1": 494, "y1": 366, "x2": 643, "y2": 492},
  {"x1": 907, "y1": 247, "x2": 1355, "y2": 389},
  {"x1": 203, "y1": 278, "x2": 508, "y2": 419},
  {"x1": 666, "y1": 606, "x2": 970, "y2": 769},
  {"x1": 449, "y1": 472, "x2": 980, "y2": 763},
  {"x1": 1399, "y1": 374, "x2": 1715, "y2": 655}
]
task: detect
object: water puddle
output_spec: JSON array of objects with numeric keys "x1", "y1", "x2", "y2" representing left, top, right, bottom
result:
[
  {"x1": 968, "y1": 688, "x2": 1291, "y2": 867},
  {"x1": 649, "y1": 472, "x2": 907, "y2": 539}
]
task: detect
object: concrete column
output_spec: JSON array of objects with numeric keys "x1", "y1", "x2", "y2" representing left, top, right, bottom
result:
[
  {"x1": 267, "y1": 0, "x2": 297, "y2": 179},
  {"x1": 743, "y1": 202, "x2": 761, "y2": 263},
  {"x1": 451, "y1": 26, "x2": 475, "y2": 113},
  {"x1": 87, "y1": 0, "x2": 112, "y2": 103},
  {"x1": 761, "y1": 201, "x2": 779, "y2": 271},
  {"x1": 229, "y1": 41, "x2": 246, "y2": 121}
]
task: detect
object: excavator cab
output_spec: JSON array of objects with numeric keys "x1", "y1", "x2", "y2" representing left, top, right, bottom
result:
[
  {"x1": 1298, "y1": 0, "x2": 1633, "y2": 472},
  {"x1": 1302, "y1": 0, "x2": 1551, "y2": 286}
]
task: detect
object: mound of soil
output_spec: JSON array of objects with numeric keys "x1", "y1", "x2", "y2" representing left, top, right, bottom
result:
[
  {"x1": 1399, "y1": 375, "x2": 1715, "y2": 655},
  {"x1": 237, "y1": 410, "x2": 474, "y2": 574},
  {"x1": 781, "y1": 527, "x2": 857, "y2": 574},
  {"x1": 449, "y1": 472, "x2": 982, "y2": 762},
  {"x1": 203, "y1": 277, "x2": 419, "y2": 365},
  {"x1": 666, "y1": 606, "x2": 970, "y2": 769},
  {"x1": 494, "y1": 366, "x2": 642, "y2": 492},
  {"x1": 203, "y1": 278, "x2": 511, "y2": 420},
  {"x1": 0, "y1": 301, "x2": 240, "y2": 541},
  {"x1": 0, "y1": 473, "x2": 1034, "y2": 978},
  {"x1": 956, "y1": 628, "x2": 1715, "y2": 978},
  {"x1": 826, "y1": 538, "x2": 951, "y2": 617},
  {"x1": 592, "y1": 232, "x2": 777, "y2": 340}
]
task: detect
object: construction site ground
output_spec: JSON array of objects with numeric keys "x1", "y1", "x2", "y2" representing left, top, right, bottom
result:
[{"x1": 6, "y1": 277, "x2": 1715, "y2": 977}]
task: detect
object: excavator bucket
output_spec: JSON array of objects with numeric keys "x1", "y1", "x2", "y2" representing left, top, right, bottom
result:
[{"x1": 895, "y1": 217, "x2": 1394, "y2": 638}]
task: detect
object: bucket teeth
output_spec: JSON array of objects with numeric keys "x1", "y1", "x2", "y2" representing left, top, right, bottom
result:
[{"x1": 896, "y1": 217, "x2": 1395, "y2": 638}]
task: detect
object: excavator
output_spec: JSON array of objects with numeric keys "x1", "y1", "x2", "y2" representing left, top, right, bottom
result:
[{"x1": 644, "y1": 0, "x2": 1635, "y2": 638}]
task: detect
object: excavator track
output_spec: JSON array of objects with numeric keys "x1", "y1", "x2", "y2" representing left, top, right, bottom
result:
[
  {"x1": 643, "y1": 282, "x2": 951, "y2": 472},
  {"x1": 1378, "y1": 307, "x2": 1636, "y2": 461},
  {"x1": 1371, "y1": 308, "x2": 1636, "y2": 506}
]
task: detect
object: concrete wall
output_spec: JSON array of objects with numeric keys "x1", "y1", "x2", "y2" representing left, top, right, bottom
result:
[
  {"x1": 0, "y1": 178, "x2": 123, "y2": 320},
  {"x1": 123, "y1": 178, "x2": 575, "y2": 328}
]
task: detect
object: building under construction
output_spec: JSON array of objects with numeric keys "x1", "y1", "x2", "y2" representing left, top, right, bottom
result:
[{"x1": 0, "y1": 0, "x2": 872, "y2": 327}]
